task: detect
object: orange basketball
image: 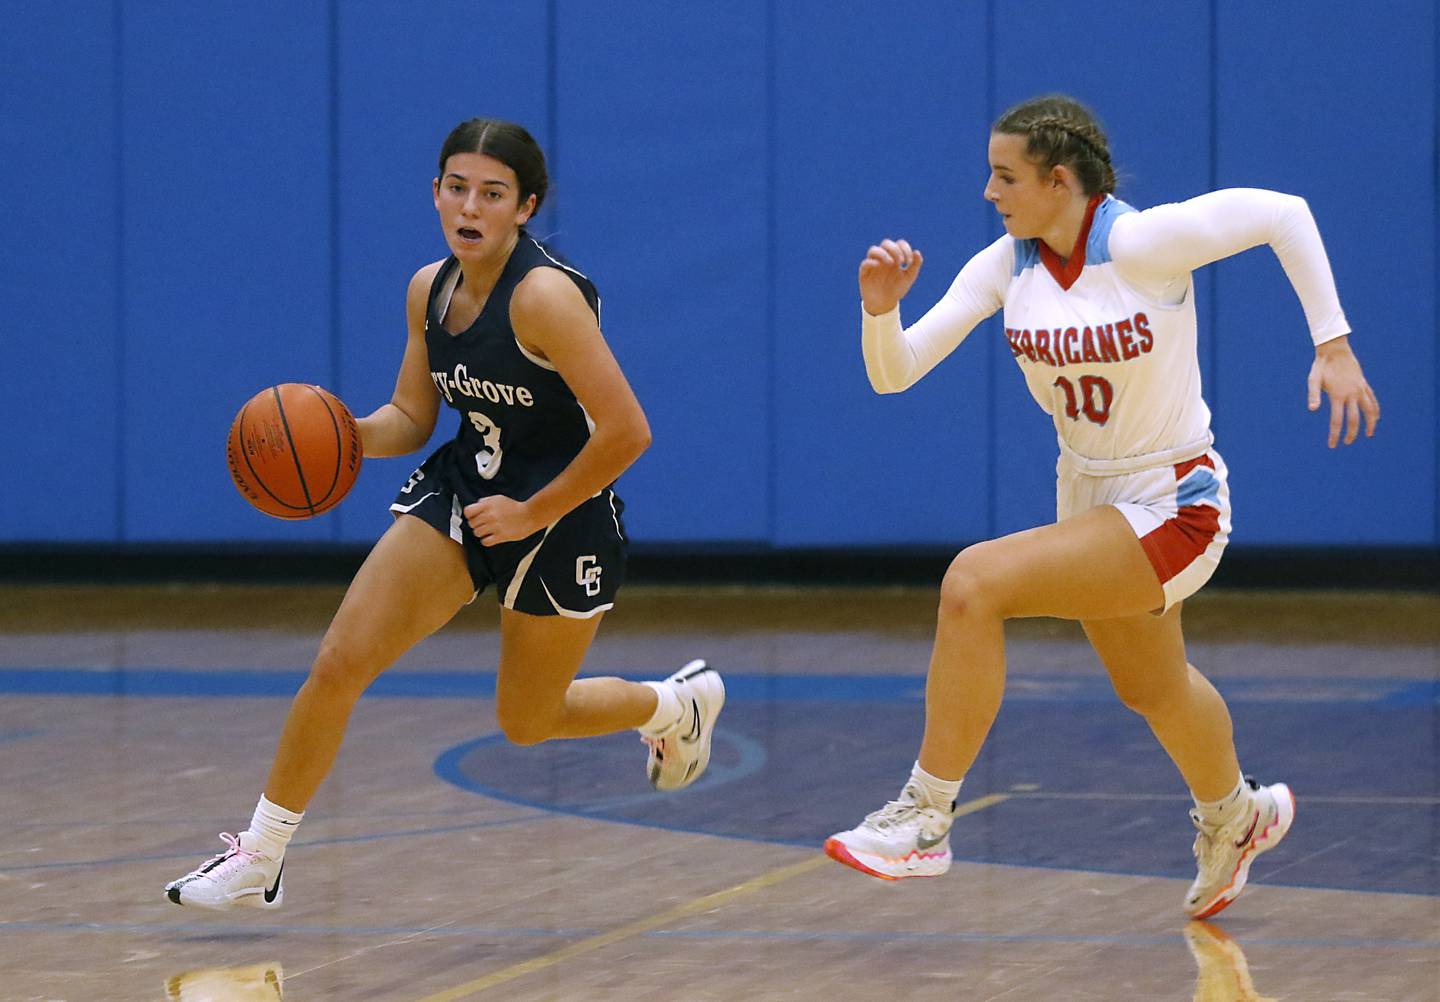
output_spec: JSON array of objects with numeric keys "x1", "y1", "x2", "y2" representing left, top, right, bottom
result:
[{"x1": 226, "y1": 384, "x2": 362, "y2": 519}]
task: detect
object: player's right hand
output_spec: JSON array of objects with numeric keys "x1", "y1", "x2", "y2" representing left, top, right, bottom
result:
[
  {"x1": 859, "y1": 238, "x2": 923, "y2": 316},
  {"x1": 1306, "y1": 335, "x2": 1380, "y2": 448}
]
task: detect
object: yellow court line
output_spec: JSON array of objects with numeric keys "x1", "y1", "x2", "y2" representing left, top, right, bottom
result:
[
  {"x1": 952, "y1": 793, "x2": 1010, "y2": 817},
  {"x1": 414, "y1": 793, "x2": 1010, "y2": 1001}
]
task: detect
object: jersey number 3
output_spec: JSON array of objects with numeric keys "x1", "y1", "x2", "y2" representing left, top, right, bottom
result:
[
  {"x1": 1053, "y1": 375, "x2": 1114, "y2": 426},
  {"x1": 468, "y1": 410, "x2": 504, "y2": 480}
]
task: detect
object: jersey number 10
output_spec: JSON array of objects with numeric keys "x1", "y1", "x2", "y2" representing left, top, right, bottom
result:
[{"x1": 1052, "y1": 375, "x2": 1114, "y2": 426}]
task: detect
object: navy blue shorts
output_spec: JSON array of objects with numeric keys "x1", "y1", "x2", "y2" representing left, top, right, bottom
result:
[{"x1": 390, "y1": 451, "x2": 626, "y2": 618}]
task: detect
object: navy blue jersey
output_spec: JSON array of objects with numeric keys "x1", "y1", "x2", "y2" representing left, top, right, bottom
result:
[{"x1": 425, "y1": 231, "x2": 601, "y2": 502}]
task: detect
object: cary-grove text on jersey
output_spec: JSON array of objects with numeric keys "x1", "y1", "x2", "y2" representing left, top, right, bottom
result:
[
  {"x1": 431, "y1": 363, "x2": 536, "y2": 407},
  {"x1": 1005, "y1": 312, "x2": 1154, "y2": 368}
]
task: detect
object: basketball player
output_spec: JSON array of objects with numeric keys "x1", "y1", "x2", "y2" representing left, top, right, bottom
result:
[
  {"x1": 824, "y1": 95, "x2": 1380, "y2": 918},
  {"x1": 165, "y1": 119, "x2": 724, "y2": 911}
]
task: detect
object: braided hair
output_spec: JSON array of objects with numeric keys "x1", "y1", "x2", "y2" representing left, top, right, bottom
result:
[{"x1": 993, "y1": 95, "x2": 1116, "y2": 196}]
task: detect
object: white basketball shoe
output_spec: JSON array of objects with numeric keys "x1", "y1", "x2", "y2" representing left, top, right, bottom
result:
[
  {"x1": 1185, "y1": 778, "x2": 1295, "y2": 918},
  {"x1": 644, "y1": 659, "x2": 725, "y2": 791},
  {"x1": 165, "y1": 832, "x2": 284, "y2": 911},
  {"x1": 824, "y1": 781, "x2": 954, "y2": 879}
]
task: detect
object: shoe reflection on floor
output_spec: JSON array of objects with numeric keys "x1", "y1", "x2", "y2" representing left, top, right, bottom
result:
[
  {"x1": 1186, "y1": 921, "x2": 1277, "y2": 1002},
  {"x1": 164, "y1": 961, "x2": 284, "y2": 1002}
]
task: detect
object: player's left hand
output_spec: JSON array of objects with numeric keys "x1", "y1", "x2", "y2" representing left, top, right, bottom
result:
[
  {"x1": 1307, "y1": 335, "x2": 1380, "y2": 448},
  {"x1": 464, "y1": 495, "x2": 542, "y2": 546}
]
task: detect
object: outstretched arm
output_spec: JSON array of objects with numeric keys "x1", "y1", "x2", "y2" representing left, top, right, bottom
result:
[
  {"x1": 1111, "y1": 189, "x2": 1379, "y2": 446},
  {"x1": 860, "y1": 235, "x2": 1010, "y2": 393},
  {"x1": 1111, "y1": 188, "x2": 1350, "y2": 342}
]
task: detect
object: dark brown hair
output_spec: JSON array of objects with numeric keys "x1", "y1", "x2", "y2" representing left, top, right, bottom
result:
[
  {"x1": 437, "y1": 118, "x2": 549, "y2": 213},
  {"x1": 993, "y1": 95, "x2": 1116, "y2": 196}
]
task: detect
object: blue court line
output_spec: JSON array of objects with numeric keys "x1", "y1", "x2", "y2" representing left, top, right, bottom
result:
[
  {"x1": 0, "y1": 920, "x2": 582, "y2": 938},
  {"x1": 645, "y1": 929, "x2": 1440, "y2": 950},
  {"x1": 0, "y1": 919, "x2": 1432, "y2": 952},
  {"x1": 10, "y1": 805, "x2": 508, "y2": 830},
  {"x1": 1, "y1": 667, "x2": 1435, "y2": 705},
  {"x1": 0, "y1": 813, "x2": 549, "y2": 875},
  {"x1": 431, "y1": 734, "x2": 790, "y2": 852},
  {"x1": 432, "y1": 732, "x2": 1440, "y2": 900}
]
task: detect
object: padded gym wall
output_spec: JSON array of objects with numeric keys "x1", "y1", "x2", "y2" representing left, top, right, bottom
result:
[{"x1": 1, "y1": 0, "x2": 1434, "y2": 550}]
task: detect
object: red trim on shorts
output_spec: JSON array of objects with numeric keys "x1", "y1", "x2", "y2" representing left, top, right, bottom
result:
[
  {"x1": 1141, "y1": 504, "x2": 1221, "y2": 585},
  {"x1": 1139, "y1": 455, "x2": 1222, "y2": 585},
  {"x1": 1173, "y1": 453, "x2": 1216, "y2": 479}
]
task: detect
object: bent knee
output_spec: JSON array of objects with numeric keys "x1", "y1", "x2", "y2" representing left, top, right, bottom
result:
[
  {"x1": 1113, "y1": 684, "x2": 1169, "y2": 718},
  {"x1": 495, "y1": 706, "x2": 559, "y2": 747},
  {"x1": 1110, "y1": 666, "x2": 1191, "y2": 718},
  {"x1": 306, "y1": 643, "x2": 376, "y2": 700},
  {"x1": 938, "y1": 544, "x2": 1007, "y2": 621}
]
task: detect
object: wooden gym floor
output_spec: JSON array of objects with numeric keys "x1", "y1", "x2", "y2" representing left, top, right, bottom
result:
[{"x1": 1, "y1": 583, "x2": 1436, "y2": 1001}]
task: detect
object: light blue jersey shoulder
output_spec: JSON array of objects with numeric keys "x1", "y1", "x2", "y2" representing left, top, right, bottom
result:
[{"x1": 1011, "y1": 196, "x2": 1137, "y2": 277}]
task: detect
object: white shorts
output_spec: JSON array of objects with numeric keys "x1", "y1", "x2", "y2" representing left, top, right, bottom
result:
[{"x1": 1057, "y1": 448, "x2": 1232, "y2": 613}]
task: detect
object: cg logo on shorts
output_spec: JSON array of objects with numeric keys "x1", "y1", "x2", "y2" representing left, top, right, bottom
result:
[{"x1": 575, "y1": 555, "x2": 602, "y2": 596}]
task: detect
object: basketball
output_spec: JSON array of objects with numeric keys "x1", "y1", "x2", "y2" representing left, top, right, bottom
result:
[{"x1": 226, "y1": 384, "x2": 362, "y2": 519}]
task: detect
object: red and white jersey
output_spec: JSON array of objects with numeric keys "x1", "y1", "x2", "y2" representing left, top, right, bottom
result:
[{"x1": 862, "y1": 190, "x2": 1351, "y2": 473}]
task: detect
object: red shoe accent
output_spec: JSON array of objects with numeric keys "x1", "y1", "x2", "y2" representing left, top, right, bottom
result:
[
  {"x1": 1192, "y1": 889, "x2": 1236, "y2": 920},
  {"x1": 823, "y1": 839, "x2": 951, "y2": 880},
  {"x1": 1191, "y1": 838, "x2": 1258, "y2": 919},
  {"x1": 1191, "y1": 790, "x2": 1297, "y2": 918},
  {"x1": 823, "y1": 838, "x2": 898, "y2": 880},
  {"x1": 1256, "y1": 787, "x2": 1297, "y2": 848}
]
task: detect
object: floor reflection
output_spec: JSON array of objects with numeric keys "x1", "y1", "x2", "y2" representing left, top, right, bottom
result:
[
  {"x1": 1187, "y1": 922, "x2": 1278, "y2": 1002},
  {"x1": 164, "y1": 961, "x2": 284, "y2": 1002}
]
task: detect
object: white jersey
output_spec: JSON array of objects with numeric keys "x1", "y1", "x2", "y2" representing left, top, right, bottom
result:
[{"x1": 862, "y1": 189, "x2": 1351, "y2": 473}]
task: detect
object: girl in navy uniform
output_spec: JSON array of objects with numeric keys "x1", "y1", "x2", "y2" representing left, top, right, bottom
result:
[
  {"x1": 166, "y1": 119, "x2": 723, "y2": 911},
  {"x1": 824, "y1": 95, "x2": 1379, "y2": 918}
]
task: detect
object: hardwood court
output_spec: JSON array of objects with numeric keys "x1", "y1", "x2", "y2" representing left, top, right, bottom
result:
[{"x1": 1, "y1": 584, "x2": 1436, "y2": 1001}]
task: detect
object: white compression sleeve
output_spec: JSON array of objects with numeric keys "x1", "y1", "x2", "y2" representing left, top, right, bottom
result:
[
  {"x1": 1108, "y1": 188, "x2": 1351, "y2": 345},
  {"x1": 860, "y1": 236, "x2": 1010, "y2": 393},
  {"x1": 860, "y1": 305, "x2": 912, "y2": 392}
]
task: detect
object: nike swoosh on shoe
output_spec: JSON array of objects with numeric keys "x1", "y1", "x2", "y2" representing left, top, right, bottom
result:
[
  {"x1": 681, "y1": 699, "x2": 702, "y2": 743},
  {"x1": 1233, "y1": 813, "x2": 1259, "y2": 849},
  {"x1": 263, "y1": 862, "x2": 284, "y2": 904}
]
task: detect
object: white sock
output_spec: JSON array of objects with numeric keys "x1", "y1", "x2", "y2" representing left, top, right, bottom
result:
[
  {"x1": 637, "y1": 680, "x2": 685, "y2": 737},
  {"x1": 910, "y1": 761, "x2": 962, "y2": 811},
  {"x1": 1191, "y1": 774, "x2": 1250, "y2": 828},
  {"x1": 244, "y1": 795, "x2": 304, "y2": 859}
]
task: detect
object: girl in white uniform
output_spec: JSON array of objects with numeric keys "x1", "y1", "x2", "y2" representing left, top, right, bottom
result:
[{"x1": 825, "y1": 94, "x2": 1380, "y2": 918}]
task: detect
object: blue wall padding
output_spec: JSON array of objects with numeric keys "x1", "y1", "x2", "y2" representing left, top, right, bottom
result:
[
  {"x1": 119, "y1": 4, "x2": 336, "y2": 542},
  {"x1": 1, "y1": 1, "x2": 1434, "y2": 548},
  {"x1": 771, "y1": 3, "x2": 993, "y2": 546},
  {"x1": 552, "y1": 1, "x2": 772, "y2": 542},
  {"x1": 1211, "y1": 1, "x2": 1437, "y2": 544},
  {"x1": 3, "y1": 2, "x2": 123, "y2": 540}
]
